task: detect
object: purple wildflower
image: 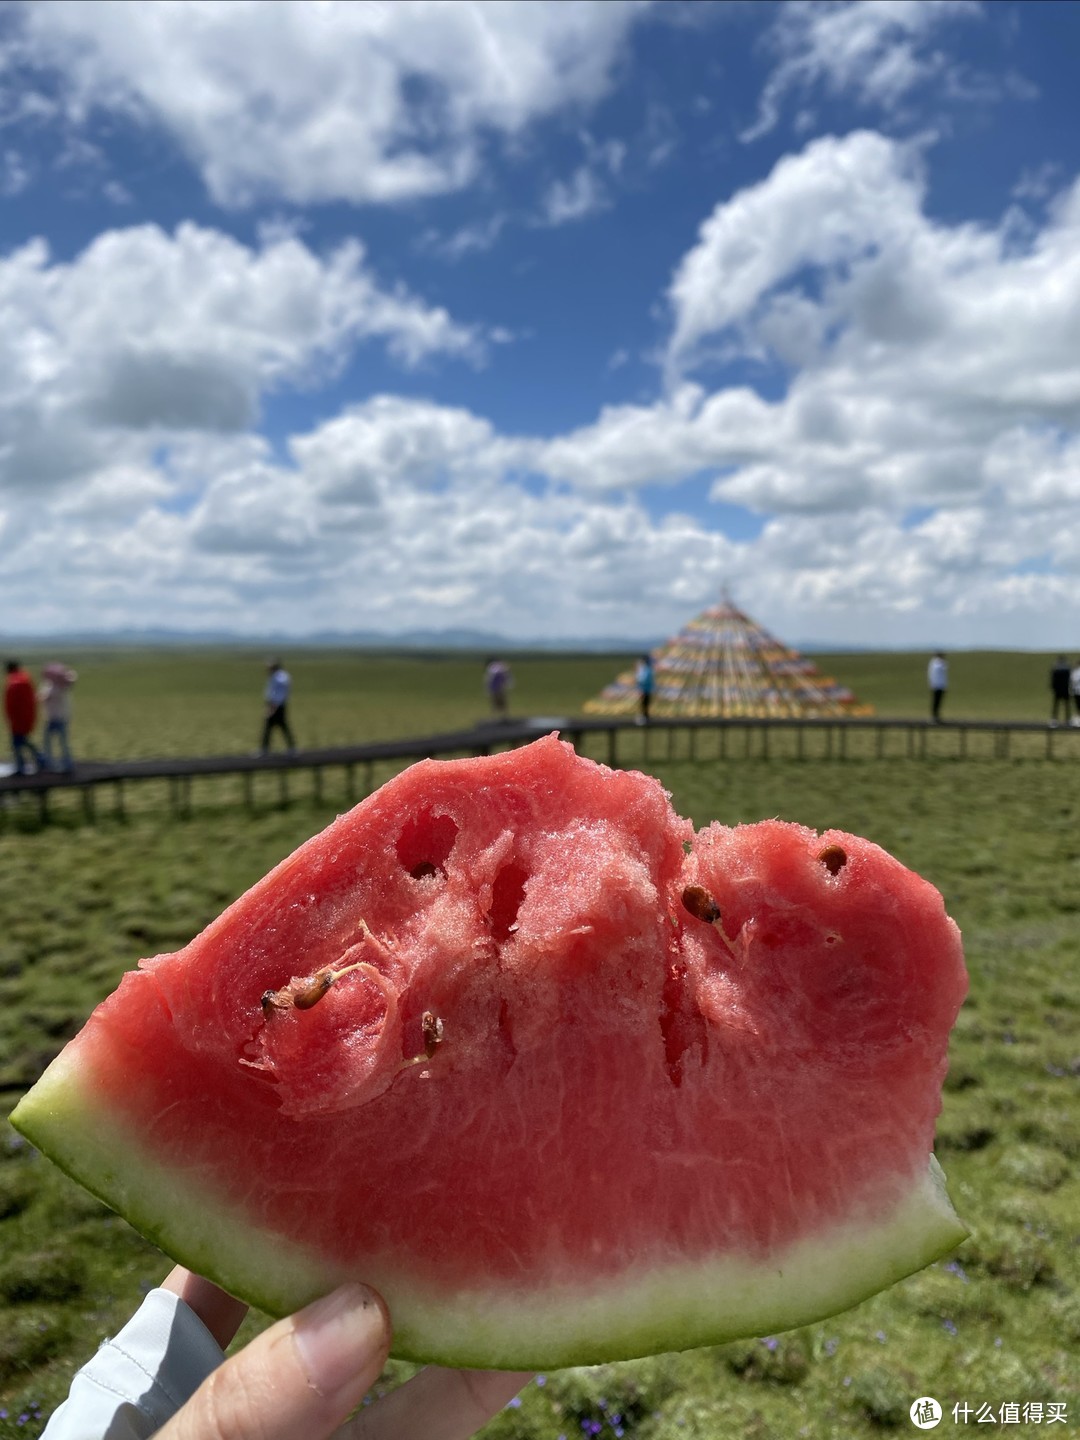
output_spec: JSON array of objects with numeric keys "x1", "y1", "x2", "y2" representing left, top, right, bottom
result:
[
  {"x1": 535, "y1": 1375, "x2": 547, "y2": 1387},
  {"x1": 762, "y1": 1336, "x2": 778, "y2": 1351},
  {"x1": 875, "y1": 1330, "x2": 887, "y2": 1343},
  {"x1": 824, "y1": 1338, "x2": 839, "y2": 1356},
  {"x1": 505, "y1": 1396, "x2": 522, "y2": 1408},
  {"x1": 944, "y1": 1260, "x2": 970, "y2": 1283},
  {"x1": 942, "y1": 1319, "x2": 958, "y2": 1336}
]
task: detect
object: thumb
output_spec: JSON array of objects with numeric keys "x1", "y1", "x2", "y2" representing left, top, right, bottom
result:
[{"x1": 161, "y1": 1282, "x2": 391, "y2": 1440}]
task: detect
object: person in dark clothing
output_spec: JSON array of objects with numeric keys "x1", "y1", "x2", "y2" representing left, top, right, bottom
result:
[{"x1": 1050, "y1": 655, "x2": 1072, "y2": 724}]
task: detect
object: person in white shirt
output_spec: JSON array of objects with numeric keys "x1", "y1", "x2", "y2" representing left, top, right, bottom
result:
[
  {"x1": 927, "y1": 652, "x2": 947, "y2": 723},
  {"x1": 39, "y1": 661, "x2": 77, "y2": 772},
  {"x1": 261, "y1": 660, "x2": 296, "y2": 753}
]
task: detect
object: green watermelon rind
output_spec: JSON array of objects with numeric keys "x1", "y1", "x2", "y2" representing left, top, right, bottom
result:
[{"x1": 11, "y1": 1047, "x2": 968, "y2": 1369}]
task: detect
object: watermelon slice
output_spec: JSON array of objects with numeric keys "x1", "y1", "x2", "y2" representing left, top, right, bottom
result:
[{"x1": 11, "y1": 737, "x2": 968, "y2": 1369}]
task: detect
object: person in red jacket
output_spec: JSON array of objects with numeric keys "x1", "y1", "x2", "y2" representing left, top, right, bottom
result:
[{"x1": 5, "y1": 659, "x2": 46, "y2": 774}]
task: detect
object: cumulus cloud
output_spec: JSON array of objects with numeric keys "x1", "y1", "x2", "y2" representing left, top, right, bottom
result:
[
  {"x1": 0, "y1": 221, "x2": 482, "y2": 490},
  {"x1": 743, "y1": 0, "x2": 984, "y2": 142},
  {"x1": 633, "y1": 130, "x2": 1080, "y2": 525},
  {"x1": 6, "y1": 123, "x2": 1080, "y2": 645},
  {"x1": 667, "y1": 130, "x2": 925, "y2": 368},
  {"x1": 11, "y1": 0, "x2": 651, "y2": 206}
]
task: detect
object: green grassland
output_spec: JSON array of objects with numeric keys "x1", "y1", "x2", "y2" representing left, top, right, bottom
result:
[{"x1": 0, "y1": 649, "x2": 1077, "y2": 1437}]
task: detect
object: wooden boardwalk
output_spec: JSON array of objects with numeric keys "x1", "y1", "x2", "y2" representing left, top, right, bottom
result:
[{"x1": 1, "y1": 714, "x2": 1078, "y2": 822}]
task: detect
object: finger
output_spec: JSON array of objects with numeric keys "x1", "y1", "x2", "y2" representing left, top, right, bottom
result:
[
  {"x1": 345, "y1": 1365, "x2": 533, "y2": 1440},
  {"x1": 161, "y1": 1282, "x2": 391, "y2": 1440},
  {"x1": 161, "y1": 1266, "x2": 250, "y2": 1350}
]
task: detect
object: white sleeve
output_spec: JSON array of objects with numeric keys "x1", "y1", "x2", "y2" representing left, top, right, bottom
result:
[{"x1": 42, "y1": 1288, "x2": 226, "y2": 1439}]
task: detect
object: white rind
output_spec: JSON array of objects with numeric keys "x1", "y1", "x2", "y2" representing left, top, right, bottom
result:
[{"x1": 11, "y1": 1047, "x2": 968, "y2": 1369}]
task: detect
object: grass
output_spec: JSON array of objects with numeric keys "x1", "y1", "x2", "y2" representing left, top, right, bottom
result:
[{"x1": 0, "y1": 648, "x2": 1078, "y2": 1436}]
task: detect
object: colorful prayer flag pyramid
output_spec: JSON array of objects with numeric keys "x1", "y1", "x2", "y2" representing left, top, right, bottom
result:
[{"x1": 584, "y1": 600, "x2": 872, "y2": 719}]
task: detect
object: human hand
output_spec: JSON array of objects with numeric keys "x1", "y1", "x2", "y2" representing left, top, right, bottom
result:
[{"x1": 159, "y1": 1266, "x2": 531, "y2": 1440}]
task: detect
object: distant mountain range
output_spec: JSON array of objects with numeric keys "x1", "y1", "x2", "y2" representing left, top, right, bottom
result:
[
  {"x1": 0, "y1": 626, "x2": 948, "y2": 655},
  {"x1": 0, "y1": 626, "x2": 650, "y2": 654}
]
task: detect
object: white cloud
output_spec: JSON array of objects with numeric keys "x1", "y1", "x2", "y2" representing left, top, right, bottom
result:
[
  {"x1": 289, "y1": 395, "x2": 527, "y2": 508},
  {"x1": 13, "y1": 0, "x2": 652, "y2": 206},
  {"x1": 667, "y1": 130, "x2": 925, "y2": 369},
  {"x1": 5, "y1": 122, "x2": 1080, "y2": 646},
  {"x1": 0, "y1": 221, "x2": 483, "y2": 489},
  {"x1": 418, "y1": 214, "x2": 509, "y2": 262},
  {"x1": 1, "y1": 147, "x2": 30, "y2": 195},
  {"x1": 540, "y1": 164, "x2": 609, "y2": 225},
  {"x1": 744, "y1": 0, "x2": 984, "y2": 142}
]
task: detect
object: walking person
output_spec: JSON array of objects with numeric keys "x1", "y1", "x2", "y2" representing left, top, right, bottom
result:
[
  {"x1": 39, "y1": 661, "x2": 77, "y2": 773},
  {"x1": 484, "y1": 657, "x2": 512, "y2": 720},
  {"x1": 4, "y1": 659, "x2": 46, "y2": 774},
  {"x1": 1050, "y1": 655, "x2": 1072, "y2": 725},
  {"x1": 261, "y1": 659, "x2": 296, "y2": 753},
  {"x1": 1071, "y1": 656, "x2": 1080, "y2": 727},
  {"x1": 927, "y1": 652, "x2": 948, "y2": 723},
  {"x1": 635, "y1": 653, "x2": 655, "y2": 725}
]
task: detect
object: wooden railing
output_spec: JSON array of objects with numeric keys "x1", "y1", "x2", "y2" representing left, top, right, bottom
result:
[{"x1": 1, "y1": 714, "x2": 1077, "y2": 823}]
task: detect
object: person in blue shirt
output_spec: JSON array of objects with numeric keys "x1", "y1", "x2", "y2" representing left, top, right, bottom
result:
[
  {"x1": 261, "y1": 660, "x2": 296, "y2": 753},
  {"x1": 635, "y1": 653, "x2": 655, "y2": 725}
]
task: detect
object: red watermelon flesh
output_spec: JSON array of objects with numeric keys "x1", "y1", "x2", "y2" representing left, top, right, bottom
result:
[{"x1": 11, "y1": 736, "x2": 968, "y2": 1368}]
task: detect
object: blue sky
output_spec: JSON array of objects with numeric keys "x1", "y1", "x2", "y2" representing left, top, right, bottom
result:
[{"x1": 1, "y1": 0, "x2": 1079, "y2": 646}]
